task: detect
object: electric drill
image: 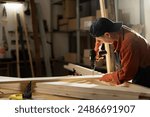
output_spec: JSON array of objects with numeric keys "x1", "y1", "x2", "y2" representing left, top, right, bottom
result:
[{"x1": 90, "y1": 49, "x2": 107, "y2": 71}]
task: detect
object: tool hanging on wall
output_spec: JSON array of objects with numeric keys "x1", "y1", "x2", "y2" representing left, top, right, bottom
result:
[
  {"x1": 2, "y1": 26, "x2": 8, "y2": 51},
  {"x1": 0, "y1": 5, "x2": 8, "y2": 58},
  {"x1": 1, "y1": 5, "x2": 8, "y2": 25},
  {"x1": 24, "y1": 1, "x2": 30, "y2": 15},
  {"x1": 2, "y1": 6, "x2": 7, "y2": 17}
]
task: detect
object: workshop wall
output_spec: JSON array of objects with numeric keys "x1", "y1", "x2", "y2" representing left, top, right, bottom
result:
[
  {"x1": 0, "y1": 0, "x2": 150, "y2": 60},
  {"x1": 118, "y1": 0, "x2": 140, "y2": 25},
  {"x1": 144, "y1": 0, "x2": 150, "y2": 42},
  {"x1": 0, "y1": 0, "x2": 69, "y2": 59},
  {"x1": 118, "y1": 0, "x2": 150, "y2": 42}
]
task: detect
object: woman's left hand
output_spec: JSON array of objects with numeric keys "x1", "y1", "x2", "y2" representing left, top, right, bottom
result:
[{"x1": 99, "y1": 73, "x2": 118, "y2": 85}]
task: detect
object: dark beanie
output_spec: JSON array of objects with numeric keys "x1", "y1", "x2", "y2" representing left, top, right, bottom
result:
[{"x1": 90, "y1": 18, "x2": 122, "y2": 38}]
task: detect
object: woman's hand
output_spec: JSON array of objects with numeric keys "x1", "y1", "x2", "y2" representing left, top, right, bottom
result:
[{"x1": 99, "y1": 73, "x2": 118, "y2": 85}]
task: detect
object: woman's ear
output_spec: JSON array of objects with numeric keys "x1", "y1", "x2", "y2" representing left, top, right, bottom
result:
[{"x1": 104, "y1": 32, "x2": 111, "y2": 38}]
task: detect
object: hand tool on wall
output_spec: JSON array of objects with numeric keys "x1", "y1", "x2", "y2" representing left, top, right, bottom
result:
[
  {"x1": 2, "y1": 6, "x2": 7, "y2": 17},
  {"x1": 1, "y1": 5, "x2": 8, "y2": 25},
  {"x1": 24, "y1": 1, "x2": 30, "y2": 15},
  {"x1": 2, "y1": 26, "x2": 8, "y2": 51}
]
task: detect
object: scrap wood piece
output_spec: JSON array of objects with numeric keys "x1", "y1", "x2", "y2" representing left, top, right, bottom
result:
[{"x1": 64, "y1": 63, "x2": 102, "y2": 75}]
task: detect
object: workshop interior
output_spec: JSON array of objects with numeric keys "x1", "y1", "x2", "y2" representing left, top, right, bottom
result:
[{"x1": 0, "y1": 0, "x2": 150, "y2": 100}]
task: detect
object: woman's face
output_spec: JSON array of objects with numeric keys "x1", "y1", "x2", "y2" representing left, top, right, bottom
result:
[{"x1": 95, "y1": 32, "x2": 118, "y2": 44}]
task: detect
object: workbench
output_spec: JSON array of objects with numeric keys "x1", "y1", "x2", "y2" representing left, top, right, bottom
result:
[
  {"x1": 0, "y1": 88, "x2": 78, "y2": 100},
  {"x1": 0, "y1": 75, "x2": 150, "y2": 100}
]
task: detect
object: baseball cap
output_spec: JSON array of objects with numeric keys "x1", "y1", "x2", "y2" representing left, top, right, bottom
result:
[{"x1": 90, "y1": 18, "x2": 122, "y2": 38}]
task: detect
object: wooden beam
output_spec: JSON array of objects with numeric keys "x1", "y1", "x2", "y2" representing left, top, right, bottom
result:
[
  {"x1": 0, "y1": 75, "x2": 102, "y2": 84},
  {"x1": 14, "y1": 11, "x2": 20, "y2": 77},
  {"x1": 30, "y1": 0, "x2": 42, "y2": 76},
  {"x1": 99, "y1": 0, "x2": 115, "y2": 73},
  {"x1": 36, "y1": 3, "x2": 52, "y2": 76},
  {"x1": 20, "y1": 7, "x2": 35, "y2": 77}
]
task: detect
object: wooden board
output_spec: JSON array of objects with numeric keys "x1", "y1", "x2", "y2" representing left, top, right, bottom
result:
[
  {"x1": 36, "y1": 3, "x2": 52, "y2": 76},
  {"x1": 64, "y1": 63, "x2": 102, "y2": 75},
  {"x1": 30, "y1": 0, "x2": 42, "y2": 76},
  {"x1": 35, "y1": 80, "x2": 150, "y2": 100},
  {"x1": 99, "y1": 0, "x2": 115, "y2": 72},
  {"x1": 0, "y1": 75, "x2": 101, "y2": 83},
  {"x1": 20, "y1": 7, "x2": 35, "y2": 77},
  {"x1": 0, "y1": 75, "x2": 150, "y2": 100},
  {"x1": 0, "y1": 83, "x2": 20, "y2": 91},
  {"x1": 0, "y1": 91, "x2": 78, "y2": 100}
]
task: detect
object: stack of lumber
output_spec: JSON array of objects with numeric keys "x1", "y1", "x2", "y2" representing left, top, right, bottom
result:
[{"x1": 35, "y1": 79, "x2": 150, "y2": 100}]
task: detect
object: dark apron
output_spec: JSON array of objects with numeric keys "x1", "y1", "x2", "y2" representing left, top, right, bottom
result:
[
  {"x1": 132, "y1": 66, "x2": 150, "y2": 88},
  {"x1": 114, "y1": 28, "x2": 150, "y2": 88},
  {"x1": 114, "y1": 51, "x2": 150, "y2": 88}
]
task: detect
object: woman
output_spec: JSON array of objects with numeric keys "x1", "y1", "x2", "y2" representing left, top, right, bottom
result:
[{"x1": 90, "y1": 17, "x2": 150, "y2": 88}]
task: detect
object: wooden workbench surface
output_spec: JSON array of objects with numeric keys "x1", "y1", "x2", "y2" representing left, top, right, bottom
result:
[
  {"x1": 0, "y1": 88, "x2": 78, "y2": 100},
  {"x1": 0, "y1": 76, "x2": 150, "y2": 100}
]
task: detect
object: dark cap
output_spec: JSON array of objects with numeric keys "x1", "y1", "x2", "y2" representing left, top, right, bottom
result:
[{"x1": 90, "y1": 18, "x2": 122, "y2": 38}]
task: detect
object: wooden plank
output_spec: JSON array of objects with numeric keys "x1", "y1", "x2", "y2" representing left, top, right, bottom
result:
[
  {"x1": 0, "y1": 75, "x2": 150, "y2": 99},
  {"x1": 35, "y1": 80, "x2": 150, "y2": 99},
  {"x1": 0, "y1": 83, "x2": 20, "y2": 91},
  {"x1": 0, "y1": 75, "x2": 101, "y2": 83},
  {"x1": 64, "y1": 63, "x2": 102, "y2": 75},
  {"x1": 36, "y1": 3, "x2": 52, "y2": 76},
  {"x1": 36, "y1": 88, "x2": 138, "y2": 100},
  {"x1": 14, "y1": 11, "x2": 20, "y2": 77},
  {"x1": 35, "y1": 84, "x2": 143, "y2": 99},
  {"x1": 32, "y1": 92, "x2": 79, "y2": 100},
  {"x1": 0, "y1": 89, "x2": 21, "y2": 98},
  {"x1": 107, "y1": 0, "x2": 116, "y2": 20},
  {"x1": 20, "y1": 7, "x2": 35, "y2": 77},
  {"x1": 30, "y1": 0, "x2": 42, "y2": 76},
  {"x1": 0, "y1": 90, "x2": 78, "y2": 100},
  {"x1": 36, "y1": 81, "x2": 150, "y2": 96},
  {"x1": 99, "y1": 0, "x2": 115, "y2": 72}
]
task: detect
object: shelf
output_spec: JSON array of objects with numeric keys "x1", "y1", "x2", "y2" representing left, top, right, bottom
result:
[
  {"x1": 51, "y1": 0, "x2": 63, "y2": 5},
  {"x1": 80, "y1": 0, "x2": 91, "y2": 3}
]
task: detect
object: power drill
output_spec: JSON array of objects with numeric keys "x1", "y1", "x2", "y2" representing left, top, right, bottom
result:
[{"x1": 90, "y1": 49, "x2": 107, "y2": 73}]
